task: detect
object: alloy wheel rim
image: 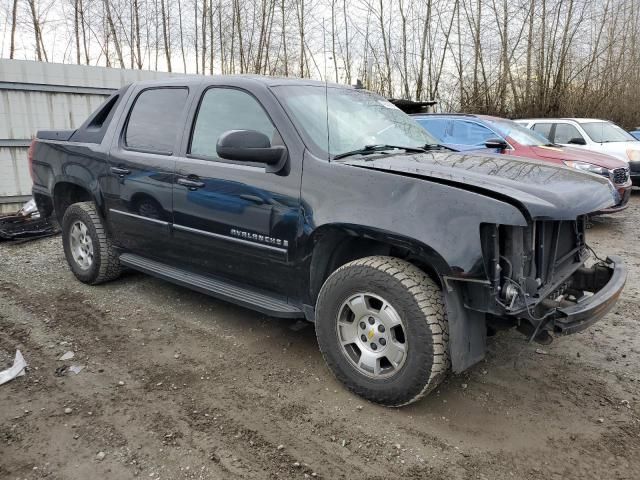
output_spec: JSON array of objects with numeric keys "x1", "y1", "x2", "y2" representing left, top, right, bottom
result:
[
  {"x1": 69, "y1": 220, "x2": 94, "y2": 270},
  {"x1": 336, "y1": 292, "x2": 408, "y2": 379}
]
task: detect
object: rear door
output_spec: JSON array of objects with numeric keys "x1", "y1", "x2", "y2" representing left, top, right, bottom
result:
[
  {"x1": 105, "y1": 85, "x2": 191, "y2": 257},
  {"x1": 171, "y1": 86, "x2": 302, "y2": 294}
]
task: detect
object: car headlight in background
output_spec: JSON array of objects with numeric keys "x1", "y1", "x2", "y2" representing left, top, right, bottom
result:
[
  {"x1": 563, "y1": 160, "x2": 608, "y2": 176},
  {"x1": 626, "y1": 149, "x2": 640, "y2": 162}
]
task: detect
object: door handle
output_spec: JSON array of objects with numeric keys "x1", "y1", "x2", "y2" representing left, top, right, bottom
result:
[
  {"x1": 110, "y1": 166, "x2": 131, "y2": 176},
  {"x1": 177, "y1": 177, "x2": 205, "y2": 189},
  {"x1": 239, "y1": 194, "x2": 266, "y2": 205}
]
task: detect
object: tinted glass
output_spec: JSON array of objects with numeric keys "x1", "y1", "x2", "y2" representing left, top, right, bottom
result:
[
  {"x1": 554, "y1": 123, "x2": 584, "y2": 144},
  {"x1": 487, "y1": 118, "x2": 551, "y2": 146},
  {"x1": 190, "y1": 88, "x2": 276, "y2": 158},
  {"x1": 532, "y1": 123, "x2": 553, "y2": 140},
  {"x1": 417, "y1": 118, "x2": 495, "y2": 145},
  {"x1": 450, "y1": 120, "x2": 495, "y2": 145},
  {"x1": 125, "y1": 88, "x2": 189, "y2": 153},
  {"x1": 272, "y1": 85, "x2": 438, "y2": 158},
  {"x1": 580, "y1": 121, "x2": 636, "y2": 143},
  {"x1": 414, "y1": 118, "x2": 448, "y2": 141}
]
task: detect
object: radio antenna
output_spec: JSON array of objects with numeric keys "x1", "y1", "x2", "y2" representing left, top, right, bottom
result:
[{"x1": 323, "y1": 17, "x2": 331, "y2": 162}]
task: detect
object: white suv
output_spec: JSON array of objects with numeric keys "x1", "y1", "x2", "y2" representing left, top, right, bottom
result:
[{"x1": 516, "y1": 118, "x2": 640, "y2": 185}]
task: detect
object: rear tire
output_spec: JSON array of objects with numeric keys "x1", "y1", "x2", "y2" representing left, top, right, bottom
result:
[
  {"x1": 62, "y1": 201, "x2": 121, "y2": 285},
  {"x1": 315, "y1": 256, "x2": 449, "y2": 407}
]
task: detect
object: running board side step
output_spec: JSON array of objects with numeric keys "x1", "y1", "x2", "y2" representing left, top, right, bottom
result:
[{"x1": 119, "y1": 253, "x2": 304, "y2": 318}]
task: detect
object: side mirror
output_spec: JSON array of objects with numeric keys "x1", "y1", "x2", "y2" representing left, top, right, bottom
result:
[
  {"x1": 484, "y1": 138, "x2": 508, "y2": 150},
  {"x1": 568, "y1": 137, "x2": 586, "y2": 145},
  {"x1": 216, "y1": 130, "x2": 287, "y2": 169}
]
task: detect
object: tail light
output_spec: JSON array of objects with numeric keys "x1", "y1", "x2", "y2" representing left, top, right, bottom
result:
[{"x1": 27, "y1": 138, "x2": 36, "y2": 181}]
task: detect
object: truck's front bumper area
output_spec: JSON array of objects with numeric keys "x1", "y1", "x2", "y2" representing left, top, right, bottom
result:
[{"x1": 551, "y1": 255, "x2": 626, "y2": 335}]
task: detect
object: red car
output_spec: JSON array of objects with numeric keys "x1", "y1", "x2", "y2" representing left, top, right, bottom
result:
[{"x1": 413, "y1": 114, "x2": 632, "y2": 214}]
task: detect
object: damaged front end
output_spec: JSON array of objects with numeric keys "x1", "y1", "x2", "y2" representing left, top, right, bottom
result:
[{"x1": 475, "y1": 217, "x2": 626, "y2": 342}]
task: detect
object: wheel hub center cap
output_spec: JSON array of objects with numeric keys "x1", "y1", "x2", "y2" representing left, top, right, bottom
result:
[{"x1": 356, "y1": 316, "x2": 388, "y2": 353}]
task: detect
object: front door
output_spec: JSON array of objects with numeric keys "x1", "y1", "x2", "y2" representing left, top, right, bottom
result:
[
  {"x1": 105, "y1": 86, "x2": 191, "y2": 258},
  {"x1": 171, "y1": 86, "x2": 302, "y2": 294}
]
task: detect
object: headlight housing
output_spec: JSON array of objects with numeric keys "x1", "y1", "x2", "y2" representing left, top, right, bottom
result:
[
  {"x1": 563, "y1": 160, "x2": 608, "y2": 176},
  {"x1": 626, "y1": 149, "x2": 640, "y2": 162}
]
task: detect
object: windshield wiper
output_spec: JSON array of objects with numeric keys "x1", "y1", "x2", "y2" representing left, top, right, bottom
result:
[
  {"x1": 333, "y1": 144, "x2": 425, "y2": 160},
  {"x1": 423, "y1": 143, "x2": 457, "y2": 152}
]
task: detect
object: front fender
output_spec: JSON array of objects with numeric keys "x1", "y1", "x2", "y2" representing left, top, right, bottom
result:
[{"x1": 299, "y1": 154, "x2": 532, "y2": 372}]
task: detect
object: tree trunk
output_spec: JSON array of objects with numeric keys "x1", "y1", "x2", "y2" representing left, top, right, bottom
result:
[
  {"x1": 104, "y1": 0, "x2": 125, "y2": 67},
  {"x1": 133, "y1": 0, "x2": 143, "y2": 68},
  {"x1": 160, "y1": 0, "x2": 172, "y2": 71},
  {"x1": 28, "y1": 0, "x2": 43, "y2": 61},
  {"x1": 9, "y1": 0, "x2": 18, "y2": 59},
  {"x1": 202, "y1": 0, "x2": 207, "y2": 74}
]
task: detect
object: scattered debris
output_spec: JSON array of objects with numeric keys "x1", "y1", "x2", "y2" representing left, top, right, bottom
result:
[
  {"x1": 597, "y1": 418, "x2": 604, "y2": 423},
  {"x1": 54, "y1": 365, "x2": 68, "y2": 377},
  {"x1": 461, "y1": 383, "x2": 468, "y2": 389},
  {"x1": 118, "y1": 381, "x2": 125, "y2": 386},
  {"x1": 276, "y1": 444, "x2": 284, "y2": 450},
  {"x1": 0, "y1": 350, "x2": 27, "y2": 386},
  {"x1": 0, "y1": 198, "x2": 59, "y2": 243},
  {"x1": 96, "y1": 451, "x2": 106, "y2": 461},
  {"x1": 64, "y1": 407, "x2": 73, "y2": 414},
  {"x1": 68, "y1": 365, "x2": 84, "y2": 375},
  {"x1": 58, "y1": 351, "x2": 75, "y2": 361},
  {"x1": 535, "y1": 348, "x2": 548, "y2": 355}
]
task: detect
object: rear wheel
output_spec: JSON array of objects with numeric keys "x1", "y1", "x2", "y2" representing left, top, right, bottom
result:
[
  {"x1": 62, "y1": 201, "x2": 121, "y2": 285},
  {"x1": 315, "y1": 256, "x2": 449, "y2": 407}
]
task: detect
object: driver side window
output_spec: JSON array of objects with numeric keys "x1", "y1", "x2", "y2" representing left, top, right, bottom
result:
[
  {"x1": 450, "y1": 120, "x2": 496, "y2": 145},
  {"x1": 553, "y1": 123, "x2": 584, "y2": 144},
  {"x1": 190, "y1": 88, "x2": 277, "y2": 159}
]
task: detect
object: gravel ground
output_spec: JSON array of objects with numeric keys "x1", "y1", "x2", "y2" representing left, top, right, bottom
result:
[{"x1": 1, "y1": 192, "x2": 639, "y2": 480}]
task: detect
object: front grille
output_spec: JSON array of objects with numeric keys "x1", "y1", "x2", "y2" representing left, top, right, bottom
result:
[{"x1": 612, "y1": 167, "x2": 629, "y2": 184}]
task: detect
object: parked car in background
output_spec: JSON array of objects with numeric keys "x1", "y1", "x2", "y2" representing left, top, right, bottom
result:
[
  {"x1": 629, "y1": 130, "x2": 640, "y2": 141},
  {"x1": 413, "y1": 114, "x2": 632, "y2": 214},
  {"x1": 515, "y1": 118, "x2": 640, "y2": 186}
]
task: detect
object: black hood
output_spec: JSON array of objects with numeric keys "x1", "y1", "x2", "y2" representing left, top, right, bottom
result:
[{"x1": 342, "y1": 151, "x2": 618, "y2": 220}]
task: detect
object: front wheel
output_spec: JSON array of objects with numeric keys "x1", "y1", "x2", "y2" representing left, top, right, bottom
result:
[
  {"x1": 315, "y1": 256, "x2": 449, "y2": 407},
  {"x1": 62, "y1": 201, "x2": 121, "y2": 285}
]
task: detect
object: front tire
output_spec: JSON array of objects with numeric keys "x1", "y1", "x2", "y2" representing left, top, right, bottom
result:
[
  {"x1": 62, "y1": 201, "x2": 121, "y2": 285},
  {"x1": 315, "y1": 256, "x2": 449, "y2": 407}
]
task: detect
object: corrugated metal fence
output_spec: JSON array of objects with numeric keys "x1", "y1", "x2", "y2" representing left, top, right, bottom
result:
[{"x1": 0, "y1": 59, "x2": 174, "y2": 213}]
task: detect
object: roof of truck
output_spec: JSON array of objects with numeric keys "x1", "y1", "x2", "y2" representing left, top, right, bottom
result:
[{"x1": 131, "y1": 74, "x2": 352, "y2": 89}]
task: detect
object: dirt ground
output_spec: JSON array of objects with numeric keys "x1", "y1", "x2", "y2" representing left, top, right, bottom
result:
[{"x1": 1, "y1": 193, "x2": 639, "y2": 480}]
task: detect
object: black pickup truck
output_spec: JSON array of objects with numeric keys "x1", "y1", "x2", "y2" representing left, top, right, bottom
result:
[{"x1": 30, "y1": 76, "x2": 626, "y2": 406}]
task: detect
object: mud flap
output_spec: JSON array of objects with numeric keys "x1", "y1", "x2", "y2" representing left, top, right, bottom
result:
[{"x1": 443, "y1": 287, "x2": 487, "y2": 373}]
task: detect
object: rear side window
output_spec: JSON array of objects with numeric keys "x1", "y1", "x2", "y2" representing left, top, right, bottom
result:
[
  {"x1": 532, "y1": 123, "x2": 553, "y2": 140},
  {"x1": 190, "y1": 88, "x2": 276, "y2": 159},
  {"x1": 553, "y1": 123, "x2": 584, "y2": 144},
  {"x1": 125, "y1": 87, "x2": 189, "y2": 154}
]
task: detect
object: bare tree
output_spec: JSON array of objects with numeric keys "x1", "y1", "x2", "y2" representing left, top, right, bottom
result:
[{"x1": 9, "y1": 0, "x2": 18, "y2": 59}]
